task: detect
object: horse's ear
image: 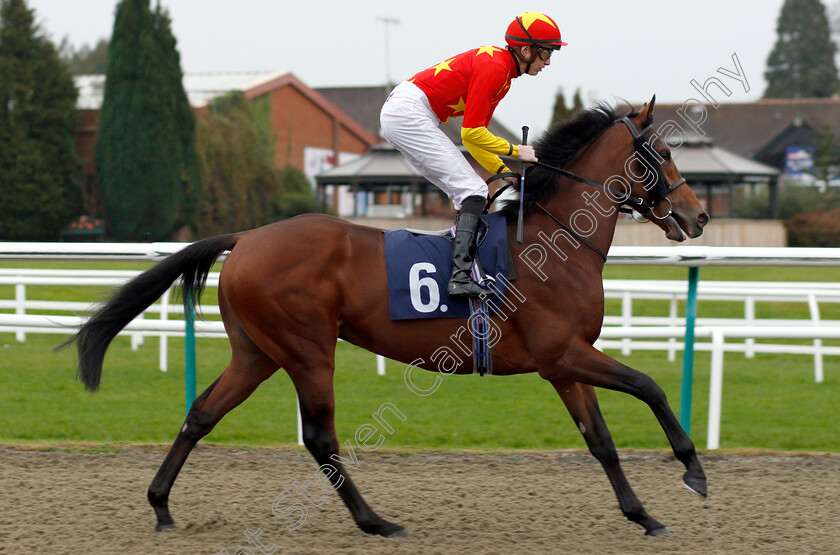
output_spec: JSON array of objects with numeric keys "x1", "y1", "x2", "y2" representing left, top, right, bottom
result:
[{"x1": 642, "y1": 95, "x2": 657, "y2": 118}]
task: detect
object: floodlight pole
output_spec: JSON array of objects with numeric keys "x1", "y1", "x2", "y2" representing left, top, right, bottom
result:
[{"x1": 376, "y1": 16, "x2": 400, "y2": 87}]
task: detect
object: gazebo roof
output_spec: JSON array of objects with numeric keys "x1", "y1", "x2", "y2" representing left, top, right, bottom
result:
[
  {"x1": 316, "y1": 133, "x2": 781, "y2": 189},
  {"x1": 315, "y1": 143, "x2": 429, "y2": 186},
  {"x1": 671, "y1": 134, "x2": 779, "y2": 182}
]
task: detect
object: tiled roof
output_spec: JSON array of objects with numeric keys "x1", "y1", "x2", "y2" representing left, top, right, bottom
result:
[
  {"x1": 652, "y1": 98, "x2": 840, "y2": 159},
  {"x1": 316, "y1": 86, "x2": 392, "y2": 139},
  {"x1": 315, "y1": 143, "x2": 424, "y2": 184},
  {"x1": 315, "y1": 85, "x2": 519, "y2": 144}
]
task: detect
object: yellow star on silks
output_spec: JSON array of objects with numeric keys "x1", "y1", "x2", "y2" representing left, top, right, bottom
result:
[
  {"x1": 433, "y1": 58, "x2": 456, "y2": 76},
  {"x1": 447, "y1": 97, "x2": 466, "y2": 115},
  {"x1": 476, "y1": 46, "x2": 502, "y2": 57},
  {"x1": 521, "y1": 11, "x2": 557, "y2": 30}
]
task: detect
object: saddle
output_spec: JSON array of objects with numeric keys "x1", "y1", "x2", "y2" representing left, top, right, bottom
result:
[{"x1": 386, "y1": 216, "x2": 504, "y2": 376}]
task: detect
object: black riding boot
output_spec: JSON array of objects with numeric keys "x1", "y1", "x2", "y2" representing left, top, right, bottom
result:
[{"x1": 447, "y1": 196, "x2": 491, "y2": 298}]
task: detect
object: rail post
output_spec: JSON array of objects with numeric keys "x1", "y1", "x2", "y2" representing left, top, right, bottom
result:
[
  {"x1": 680, "y1": 266, "x2": 700, "y2": 436},
  {"x1": 185, "y1": 301, "x2": 196, "y2": 415}
]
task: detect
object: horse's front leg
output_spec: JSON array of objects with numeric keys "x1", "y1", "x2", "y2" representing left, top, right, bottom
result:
[
  {"x1": 550, "y1": 378, "x2": 671, "y2": 535},
  {"x1": 551, "y1": 341, "x2": 707, "y2": 498}
]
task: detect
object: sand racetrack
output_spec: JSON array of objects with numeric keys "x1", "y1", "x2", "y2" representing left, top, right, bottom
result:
[{"x1": 1, "y1": 446, "x2": 838, "y2": 554}]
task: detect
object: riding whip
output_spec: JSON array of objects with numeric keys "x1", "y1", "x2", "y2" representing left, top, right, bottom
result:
[{"x1": 516, "y1": 126, "x2": 529, "y2": 243}]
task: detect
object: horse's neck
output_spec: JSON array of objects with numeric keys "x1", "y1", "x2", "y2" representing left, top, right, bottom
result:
[{"x1": 540, "y1": 146, "x2": 623, "y2": 262}]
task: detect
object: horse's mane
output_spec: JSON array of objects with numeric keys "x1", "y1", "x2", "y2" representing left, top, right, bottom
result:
[{"x1": 497, "y1": 102, "x2": 639, "y2": 218}]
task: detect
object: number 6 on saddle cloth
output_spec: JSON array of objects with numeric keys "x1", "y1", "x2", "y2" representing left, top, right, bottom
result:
[{"x1": 383, "y1": 211, "x2": 514, "y2": 375}]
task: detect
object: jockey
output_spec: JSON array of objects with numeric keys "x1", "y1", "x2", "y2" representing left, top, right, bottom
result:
[{"x1": 380, "y1": 12, "x2": 566, "y2": 298}]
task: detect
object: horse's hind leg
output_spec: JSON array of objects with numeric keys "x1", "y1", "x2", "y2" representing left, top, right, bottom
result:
[
  {"x1": 147, "y1": 337, "x2": 278, "y2": 531},
  {"x1": 551, "y1": 379, "x2": 670, "y2": 536},
  {"x1": 286, "y1": 362, "x2": 407, "y2": 538}
]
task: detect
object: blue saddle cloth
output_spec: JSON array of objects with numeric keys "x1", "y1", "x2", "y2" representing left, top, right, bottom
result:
[{"x1": 384, "y1": 212, "x2": 509, "y2": 320}]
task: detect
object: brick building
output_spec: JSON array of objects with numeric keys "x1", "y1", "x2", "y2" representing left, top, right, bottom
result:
[{"x1": 74, "y1": 72, "x2": 378, "y2": 217}]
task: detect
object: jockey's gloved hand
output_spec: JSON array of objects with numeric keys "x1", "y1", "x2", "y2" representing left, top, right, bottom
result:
[
  {"x1": 516, "y1": 144, "x2": 538, "y2": 162},
  {"x1": 501, "y1": 175, "x2": 520, "y2": 187}
]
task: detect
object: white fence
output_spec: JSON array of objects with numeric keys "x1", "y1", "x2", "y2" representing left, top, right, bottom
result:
[
  {"x1": 2, "y1": 243, "x2": 840, "y2": 450},
  {"x1": 600, "y1": 279, "x2": 840, "y2": 381},
  {"x1": 0, "y1": 268, "x2": 387, "y2": 376},
  {"x1": 4, "y1": 269, "x2": 836, "y2": 379}
]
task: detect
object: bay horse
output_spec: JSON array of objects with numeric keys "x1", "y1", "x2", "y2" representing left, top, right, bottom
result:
[{"x1": 64, "y1": 97, "x2": 709, "y2": 537}]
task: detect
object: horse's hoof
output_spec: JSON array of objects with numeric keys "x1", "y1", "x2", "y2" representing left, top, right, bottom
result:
[
  {"x1": 155, "y1": 522, "x2": 176, "y2": 532},
  {"x1": 683, "y1": 474, "x2": 708, "y2": 499},
  {"x1": 361, "y1": 519, "x2": 408, "y2": 538},
  {"x1": 646, "y1": 526, "x2": 672, "y2": 537},
  {"x1": 383, "y1": 526, "x2": 409, "y2": 538}
]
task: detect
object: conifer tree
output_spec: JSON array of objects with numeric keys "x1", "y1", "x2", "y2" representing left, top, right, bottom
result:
[
  {"x1": 549, "y1": 88, "x2": 572, "y2": 127},
  {"x1": 571, "y1": 89, "x2": 584, "y2": 113},
  {"x1": 96, "y1": 0, "x2": 199, "y2": 240},
  {"x1": 152, "y1": 6, "x2": 199, "y2": 231},
  {"x1": 764, "y1": 0, "x2": 840, "y2": 98},
  {"x1": 0, "y1": 0, "x2": 80, "y2": 240},
  {"x1": 549, "y1": 88, "x2": 585, "y2": 127},
  {"x1": 59, "y1": 37, "x2": 109, "y2": 75}
]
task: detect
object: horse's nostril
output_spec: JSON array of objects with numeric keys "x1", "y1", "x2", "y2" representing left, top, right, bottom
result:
[{"x1": 697, "y1": 213, "x2": 710, "y2": 228}]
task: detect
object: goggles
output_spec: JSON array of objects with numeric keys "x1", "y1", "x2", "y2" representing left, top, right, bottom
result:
[{"x1": 536, "y1": 45, "x2": 560, "y2": 61}]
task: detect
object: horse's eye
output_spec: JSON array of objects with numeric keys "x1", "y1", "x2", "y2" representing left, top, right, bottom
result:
[{"x1": 660, "y1": 150, "x2": 671, "y2": 161}]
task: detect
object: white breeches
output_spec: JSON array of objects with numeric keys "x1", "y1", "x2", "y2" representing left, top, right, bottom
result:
[{"x1": 380, "y1": 80, "x2": 487, "y2": 210}]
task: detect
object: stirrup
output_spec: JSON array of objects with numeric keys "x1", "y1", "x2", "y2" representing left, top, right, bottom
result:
[{"x1": 447, "y1": 278, "x2": 491, "y2": 299}]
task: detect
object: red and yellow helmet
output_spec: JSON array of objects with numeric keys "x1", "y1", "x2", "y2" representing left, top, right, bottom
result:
[{"x1": 505, "y1": 12, "x2": 567, "y2": 49}]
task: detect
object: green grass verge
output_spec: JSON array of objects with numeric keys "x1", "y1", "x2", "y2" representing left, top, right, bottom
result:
[{"x1": 0, "y1": 333, "x2": 836, "y2": 452}]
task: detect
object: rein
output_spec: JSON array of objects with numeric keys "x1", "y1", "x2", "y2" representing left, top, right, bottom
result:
[
  {"x1": 534, "y1": 202, "x2": 608, "y2": 262},
  {"x1": 529, "y1": 159, "x2": 647, "y2": 212},
  {"x1": 531, "y1": 117, "x2": 686, "y2": 217}
]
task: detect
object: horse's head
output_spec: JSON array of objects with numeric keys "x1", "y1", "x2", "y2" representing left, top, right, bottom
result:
[
  {"x1": 619, "y1": 97, "x2": 709, "y2": 241},
  {"x1": 500, "y1": 99, "x2": 709, "y2": 244}
]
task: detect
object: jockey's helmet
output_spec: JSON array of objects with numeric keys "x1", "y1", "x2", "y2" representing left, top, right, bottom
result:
[{"x1": 505, "y1": 12, "x2": 567, "y2": 50}]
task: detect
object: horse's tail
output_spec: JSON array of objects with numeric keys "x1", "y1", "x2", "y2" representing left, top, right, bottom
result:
[{"x1": 58, "y1": 234, "x2": 238, "y2": 392}]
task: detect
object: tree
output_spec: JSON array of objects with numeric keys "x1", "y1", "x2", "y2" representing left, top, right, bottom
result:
[
  {"x1": 95, "y1": 0, "x2": 199, "y2": 240},
  {"x1": 59, "y1": 37, "x2": 109, "y2": 74},
  {"x1": 571, "y1": 89, "x2": 584, "y2": 113},
  {"x1": 272, "y1": 166, "x2": 317, "y2": 220},
  {"x1": 194, "y1": 93, "x2": 279, "y2": 236},
  {"x1": 153, "y1": 6, "x2": 200, "y2": 231},
  {"x1": 193, "y1": 93, "x2": 316, "y2": 237},
  {"x1": 764, "y1": 0, "x2": 840, "y2": 98},
  {"x1": 0, "y1": 0, "x2": 80, "y2": 240},
  {"x1": 549, "y1": 87, "x2": 584, "y2": 127},
  {"x1": 550, "y1": 88, "x2": 571, "y2": 126}
]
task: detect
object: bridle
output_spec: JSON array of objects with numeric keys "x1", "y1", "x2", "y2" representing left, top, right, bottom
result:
[
  {"x1": 529, "y1": 116, "x2": 687, "y2": 220},
  {"x1": 486, "y1": 114, "x2": 688, "y2": 262}
]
